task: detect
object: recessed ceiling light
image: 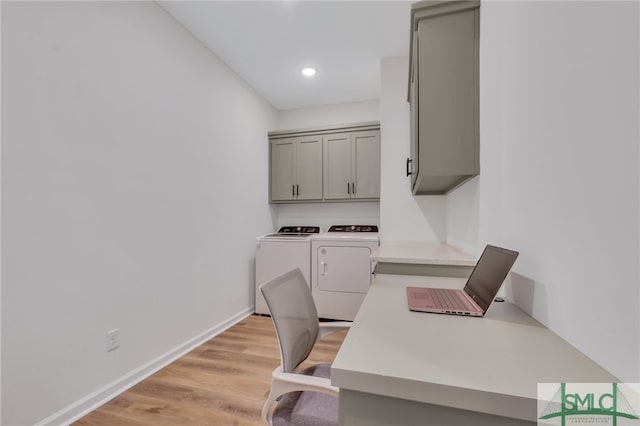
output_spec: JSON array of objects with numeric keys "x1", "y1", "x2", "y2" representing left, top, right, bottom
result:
[{"x1": 301, "y1": 67, "x2": 317, "y2": 77}]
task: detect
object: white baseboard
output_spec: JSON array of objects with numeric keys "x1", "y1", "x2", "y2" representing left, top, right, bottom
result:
[{"x1": 36, "y1": 306, "x2": 255, "y2": 426}]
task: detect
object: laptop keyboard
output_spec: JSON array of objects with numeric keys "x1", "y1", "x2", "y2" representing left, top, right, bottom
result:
[{"x1": 431, "y1": 289, "x2": 476, "y2": 311}]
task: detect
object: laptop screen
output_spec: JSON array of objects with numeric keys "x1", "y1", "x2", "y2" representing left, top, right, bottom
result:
[{"x1": 463, "y1": 245, "x2": 519, "y2": 312}]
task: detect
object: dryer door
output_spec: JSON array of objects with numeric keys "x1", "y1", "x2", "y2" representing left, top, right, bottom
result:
[{"x1": 316, "y1": 246, "x2": 372, "y2": 293}]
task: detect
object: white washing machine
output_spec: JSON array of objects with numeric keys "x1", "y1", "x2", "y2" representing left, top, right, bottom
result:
[
  {"x1": 255, "y1": 226, "x2": 320, "y2": 315},
  {"x1": 311, "y1": 225, "x2": 379, "y2": 321}
]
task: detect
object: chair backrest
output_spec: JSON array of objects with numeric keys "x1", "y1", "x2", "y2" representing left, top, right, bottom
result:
[{"x1": 260, "y1": 268, "x2": 319, "y2": 373}]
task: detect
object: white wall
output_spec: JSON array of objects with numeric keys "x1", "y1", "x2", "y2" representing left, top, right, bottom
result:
[
  {"x1": 275, "y1": 99, "x2": 379, "y2": 131},
  {"x1": 445, "y1": 177, "x2": 479, "y2": 255},
  {"x1": 275, "y1": 100, "x2": 381, "y2": 231},
  {"x1": 379, "y1": 56, "x2": 447, "y2": 243},
  {"x1": 479, "y1": 1, "x2": 639, "y2": 382},
  {"x1": 1, "y1": 2, "x2": 277, "y2": 425}
]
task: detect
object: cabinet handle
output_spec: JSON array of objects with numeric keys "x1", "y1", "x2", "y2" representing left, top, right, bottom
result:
[
  {"x1": 296, "y1": 184, "x2": 299, "y2": 196},
  {"x1": 347, "y1": 182, "x2": 350, "y2": 194},
  {"x1": 406, "y1": 158, "x2": 413, "y2": 176},
  {"x1": 292, "y1": 185, "x2": 295, "y2": 196},
  {"x1": 352, "y1": 182, "x2": 356, "y2": 194}
]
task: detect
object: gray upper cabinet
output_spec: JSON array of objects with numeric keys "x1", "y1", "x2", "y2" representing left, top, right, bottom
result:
[
  {"x1": 269, "y1": 122, "x2": 380, "y2": 203},
  {"x1": 352, "y1": 131, "x2": 381, "y2": 199},
  {"x1": 295, "y1": 136, "x2": 324, "y2": 200},
  {"x1": 323, "y1": 130, "x2": 380, "y2": 201},
  {"x1": 323, "y1": 133, "x2": 352, "y2": 199},
  {"x1": 270, "y1": 136, "x2": 323, "y2": 202},
  {"x1": 270, "y1": 138, "x2": 296, "y2": 201},
  {"x1": 408, "y1": 0, "x2": 480, "y2": 195}
]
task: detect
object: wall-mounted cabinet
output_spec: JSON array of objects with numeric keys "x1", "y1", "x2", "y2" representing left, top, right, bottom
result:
[
  {"x1": 269, "y1": 122, "x2": 380, "y2": 203},
  {"x1": 323, "y1": 131, "x2": 380, "y2": 200},
  {"x1": 407, "y1": 0, "x2": 480, "y2": 195},
  {"x1": 270, "y1": 136, "x2": 323, "y2": 201}
]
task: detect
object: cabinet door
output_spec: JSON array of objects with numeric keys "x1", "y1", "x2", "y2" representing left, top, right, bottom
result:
[
  {"x1": 296, "y1": 136, "x2": 323, "y2": 200},
  {"x1": 352, "y1": 131, "x2": 380, "y2": 199},
  {"x1": 416, "y1": 8, "x2": 479, "y2": 192},
  {"x1": 323, "y1": 133, "x2": 352, "y2": 200},
  {"x1": 270, "y1": 138, "x2": 295, "y2": 201},
  {"x1": 409, "y1": 31, "x2": 419, "y2": 190}
]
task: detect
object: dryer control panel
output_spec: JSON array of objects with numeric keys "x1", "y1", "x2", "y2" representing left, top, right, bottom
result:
[{"x1": 327, "y1": 225, "x2": 379, "y2": 232}]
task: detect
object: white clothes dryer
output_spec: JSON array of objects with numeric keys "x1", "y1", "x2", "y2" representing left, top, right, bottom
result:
[
  {"x1": 255, "y1": 226, "x2": 320, "y2": 315},
  {"x1": 311, "y1": 225, "x2": 379, "y2": 320}
]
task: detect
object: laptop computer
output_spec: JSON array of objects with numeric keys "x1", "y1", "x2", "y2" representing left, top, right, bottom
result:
[{"x1": 406, "y1": 245, "x2": 519, "y2": 317}]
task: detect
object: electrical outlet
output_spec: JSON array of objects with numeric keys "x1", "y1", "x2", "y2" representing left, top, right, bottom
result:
[{"x1": 106, "y1": 328, "x2": 119, "y2": 352}]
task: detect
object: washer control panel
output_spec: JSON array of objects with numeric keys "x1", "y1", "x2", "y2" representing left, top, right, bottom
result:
[{"x1": 278, "y1": 226, "x2": 321, "y2": 234}]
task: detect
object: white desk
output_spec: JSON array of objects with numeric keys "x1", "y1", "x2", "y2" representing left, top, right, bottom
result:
[{"x1": 331, "y1": 274, "x2": 618, "y2": 426}]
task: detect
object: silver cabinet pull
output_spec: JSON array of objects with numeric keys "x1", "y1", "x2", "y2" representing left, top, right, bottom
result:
[
  {"x1": 352, "y1": 182, "x2": 355, "y2": 194},
  {"x1": 406, "y1": 158, "x2": 413, "y2": 176},
  {"x1": 292, "y1": 185, "x2": 295, "y2": 196},
  {"x1": 296, "y1": 185, "x2": 299, "y2": 196},
  {"x1": 347, "y1": 182, "x2": 350, "y2": 194}
]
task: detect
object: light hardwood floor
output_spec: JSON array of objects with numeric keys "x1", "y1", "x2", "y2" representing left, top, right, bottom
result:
[{"x1": 75, "y1": 315, "x2": 346, "y2": 426}]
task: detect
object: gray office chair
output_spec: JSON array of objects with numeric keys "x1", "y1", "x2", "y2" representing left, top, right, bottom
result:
[{"x1": 260, "y1": 268, "x2": 351, "y2": 426}]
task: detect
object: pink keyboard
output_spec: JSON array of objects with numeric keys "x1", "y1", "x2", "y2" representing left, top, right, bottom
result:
[{"x1": 430, "y1": 289, "x2": 476, "y2": 311}]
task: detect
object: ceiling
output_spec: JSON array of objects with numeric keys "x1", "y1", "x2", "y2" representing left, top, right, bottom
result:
[{"x1": 158, "y1": 1, "x2": 412, "y2": 110}]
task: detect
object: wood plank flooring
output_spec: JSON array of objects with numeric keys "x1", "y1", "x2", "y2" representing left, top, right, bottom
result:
[{"x1": 74, "y1": 315, "x2": 346, "y2": 426}]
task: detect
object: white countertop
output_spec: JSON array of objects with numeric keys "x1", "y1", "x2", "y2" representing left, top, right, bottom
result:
[
  {"x1": 370, "y1": 242, "x2": 476, "y2": 266},
  {"x1": 331, "y1": 274, "x2": 618, "y2": 422}
]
